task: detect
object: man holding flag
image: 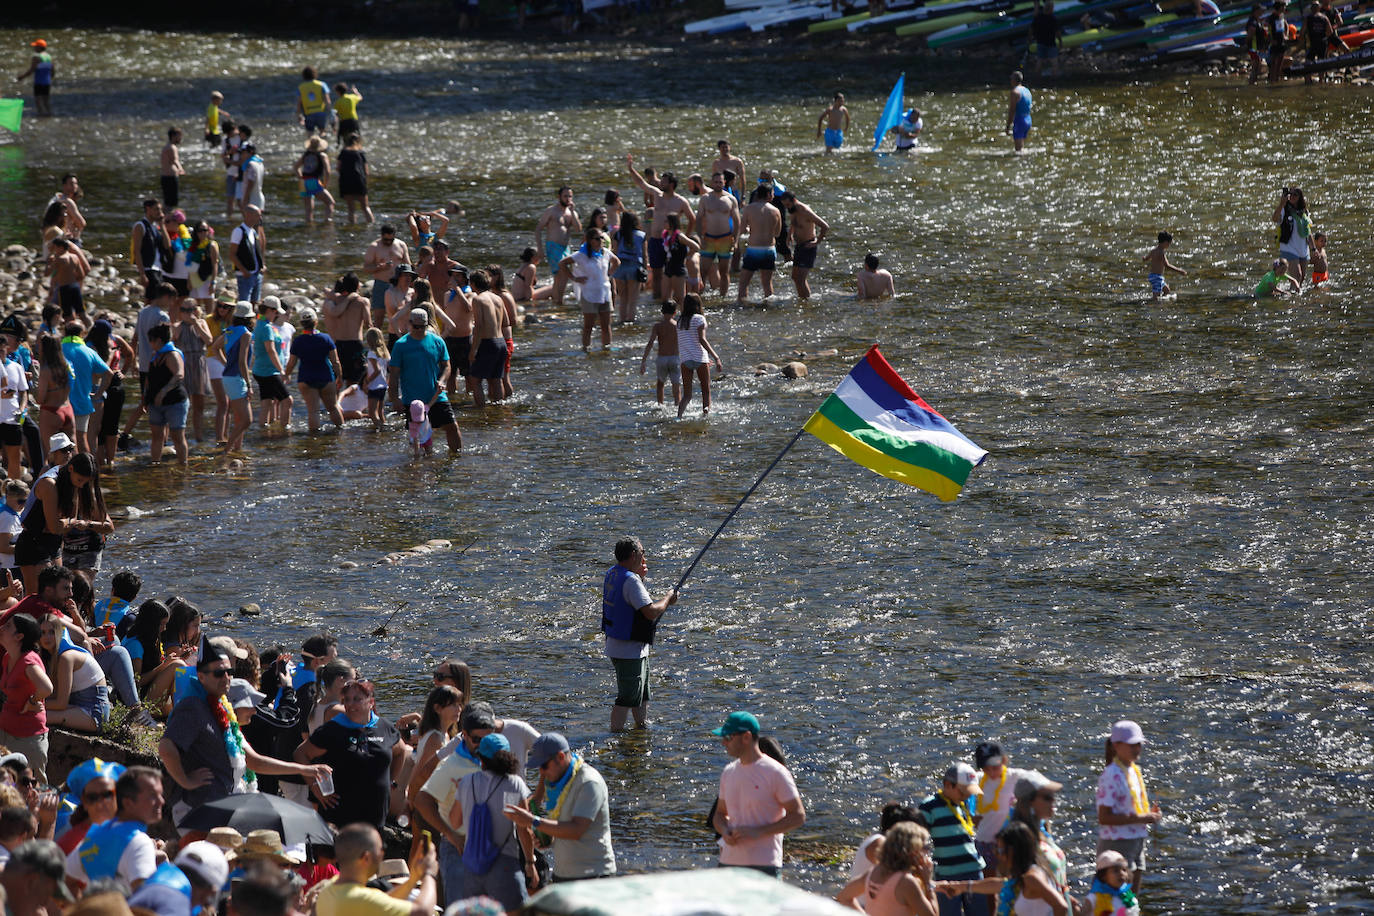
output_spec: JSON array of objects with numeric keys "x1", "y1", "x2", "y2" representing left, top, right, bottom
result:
[{"x1": 602, "y1": 537, "x2": 678, "y2": 732}]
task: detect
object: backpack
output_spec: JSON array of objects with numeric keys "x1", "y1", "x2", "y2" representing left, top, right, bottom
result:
[{"x1": 461, "y1": 778, "x2": 505, "y2": 875}]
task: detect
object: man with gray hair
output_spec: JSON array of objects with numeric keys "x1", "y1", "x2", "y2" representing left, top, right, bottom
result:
[{"x1": 601, "y1": 537, "x2": 678, "y2": 731}]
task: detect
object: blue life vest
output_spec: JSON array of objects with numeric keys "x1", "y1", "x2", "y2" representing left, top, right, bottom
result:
[
  {"x1": 78, "y1": 819, "x2": 148, "y2": 881},
  {"x1": 601, "y1": 565, "x2": 656, "y2": 644}
]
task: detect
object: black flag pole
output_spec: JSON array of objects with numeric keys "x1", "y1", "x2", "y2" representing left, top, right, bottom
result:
[{"x1": 674, "y1": 427, "x2": 808, "y2": 593}]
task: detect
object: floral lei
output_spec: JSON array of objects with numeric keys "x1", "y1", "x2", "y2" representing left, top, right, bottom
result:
[{"x1": 211, "y1": 694, "x2": 256, "y2": 786}]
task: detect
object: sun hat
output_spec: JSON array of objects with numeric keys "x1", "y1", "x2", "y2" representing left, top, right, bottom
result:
[
  {"x1": 208, "y1": 636, "x2": 248, "y2": 660},
  {"x1": 1110, "y1": 720, "x2": 1146, "y2": 745},
  {"x1": 233, "y1": 301, "x2": 254, "y2": 318},
  {"x1": 710, "y1": 711, "x2": 760, "y2": 737},
  {"x1": 297, "y1": 307, "x2": 317, "y2": 323},
  {"x1": 48, "y1": 432, "x2": 75, "y2": 452},
  {"x1": 259, "y1": 296, "x2": 281, "y2": 313},
  {"x1": 206, "y1": 826, "x2": 244, "y2": 853},
  {"x1": 1095, "y1": 849, "x2": 1129, "y2": 871},
  {"x1": 235, "y1": 829, "x2": 302, "y2": 865},
  {"x1": 378, "y1": 859, "x2": 410, "y2": 885}
]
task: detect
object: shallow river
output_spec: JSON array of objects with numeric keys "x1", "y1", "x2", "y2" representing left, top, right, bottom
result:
[{"x1": 2, "y1": 26, "x2": 1372, "y2": 913}]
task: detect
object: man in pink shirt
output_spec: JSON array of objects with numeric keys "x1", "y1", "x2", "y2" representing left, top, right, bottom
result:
[{"x1": 710, "y1": 711, "x2": 805, "y2": 877}]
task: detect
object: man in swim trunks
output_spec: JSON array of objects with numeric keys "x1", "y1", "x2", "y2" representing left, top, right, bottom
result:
[
  {"x1": 736, "y1": 184, "x2": 783, "y2": 303},
  {"x1": 363, "y1": 226, "x2": 409, "y2": 327},
  {"x1": 440, "y1": 267, "x2": 476, "y2": 403},
  {"x1": 712, "y1": 140, "x2": 746, "y2": 203},
  {"x1": 817, "y1": 93, "x2": 850, "y2": 153},
  {"x1": 627, "y1": 153, "x2": 697, "y2": 301},
  {"x1": 535, "y1": 186, "x2": 581, "y2": 299},
  {"x1": 778, "y1": 191, "x2": 829, "y2": 301},
  {"x1": 160, "y1": 128, "x2": 186, "y2": 209},
  {"x1": 1006, "y1": 71, "x2": 1033, "y2": 152},
  {"x1": 16, "y1": 39, "x2": 54, "y2": 118},
  {"x1": 322, "y1": 272, "x2": 369, "y2": 385},
  {"x1": 48, "y1": 239, "x2": 91, "y2": 325},
  {"x1": 465, "y1": 270, "x2": 510, "y2": 408},
  {"x1": 696, "y1": 172, "x2": 740, "y2": 297}
]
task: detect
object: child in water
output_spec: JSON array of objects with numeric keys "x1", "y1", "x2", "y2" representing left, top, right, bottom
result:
[
  {"x1": 408, "y1": 400, "x2": 433, "y2": 456},
  {"x1": 1255, "y1": 258, "x2": 1300, "y2": 298},
  {"x1": 1142, "y1": 231, "x2": 1186, "y2": 300},
  {"x1": 1089, "y1": 850, "x2": 1140, "y2": 916},
  {"x1": 1309, "y1": 232, "x2": 1329, "y2": 286},
  {"x1": 640, "y1": 301, "x2": 680, "y2": 407}
]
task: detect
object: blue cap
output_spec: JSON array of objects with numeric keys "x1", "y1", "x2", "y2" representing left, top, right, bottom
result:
[
  {"x1": 128, "y1": 863, "x2": 192, "y2": 916},
  {"x1": 477, "y1": 733, "x2": 510, "y2": 760},
  {"x1": 710, "y1": 711, "x2": 760, "y2": 737},
  {"x1": 65, "y1": 758, "x2": 127, "y2": 799},
  {"x1": 527, "y1": 732, "x2": 570, "y2": 769}
]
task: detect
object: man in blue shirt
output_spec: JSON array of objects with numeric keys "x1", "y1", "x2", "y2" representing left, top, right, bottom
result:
[
  {"x1": 60, "y1": 322, "x2": 110, "y2": 455},
  {"x1": 388, "y1": 308, "x2": 461, "y2": 452}
]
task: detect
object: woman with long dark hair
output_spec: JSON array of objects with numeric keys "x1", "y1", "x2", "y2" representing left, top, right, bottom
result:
[
  {"x1": 39, "y1": 612, "x2": 109, "y2": 732},
  {"x1": 936, "y1": 820, "x2": 1067, "y2": 916},
  {"x1": 13, "y1": 451, "x2": 102, "y2": 593},
  {"x1": 1272, "y1": 186, "x2": 1314, "y2": 285},
  {"x1": 35, "y1": 334, "x2": 73, "y2": 461},
  {"x1": 611, "y1": 210, "x2": 646, "y2": 323},
  {"x1": 0, "y1": 612, "x2": 53, "y2": 780},
  {"x1": 84, "y1": 319, "x2": 134, "y2": 470},
  {"x1": 211, "y1": 303, "x2": 254, "y2": 455},
  {"x1": 123, "y1": 599, "x2": 184, "y2": 695},
  {"x1": 59, "y1": 452, "x2": 112, "y2": 585}
]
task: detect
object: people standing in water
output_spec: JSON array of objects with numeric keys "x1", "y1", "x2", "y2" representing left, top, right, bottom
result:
[
  {"x1": 332, "y1": 82, "x2": 363, "y2": 138},
  {"x1": 736, "y1": 184, "x2": 783, "y2": 303},
  {"x1": 159, "y1": 129, "x2": 186, "y2": 210},
  {"x1": 204, "y1": 91, "x2": 228, "y2": 146},
  {"x1": 640, "y1": 301, "x2": 680, "y2": 408},
  {"x1": 600, "y1": 537, "x2": 678, "y2": 731},
  {"x1": 1142, "y1": 231, "x2": 1186, "y2": 300},
  {"x1": 1007, "y1": 71, "x2": 1033, "y2": 152},
  {"x1": 562, "y1": 228, "x2": 618, "y2": 353},
  {"x1": 817, "y1": 93, "x2": 850, "y2": 152},
  {"x1": 892, "y1": 108, "x2": 923, "y2": 152},
  {"x1": 712, "y1": 141, "x2": 746, "y2": 202},
  {"x1": 696, "y1": 172, "x2": 739, "y2": 298},
  {"x1": 296, "y1": 66, "x2": 332, "y2": 133},
  {"x1": 675, "y1": 294, "x2": 722, "y2": 418},
  {"x1": 294, "y1": 136, "x2": 335, "y2": 223},
  {"x1": 626, "y1": 155, "x2": 696, "y2": 302},
  {"x1": 1273, "y1": 186, "x2": 1312, "y2": 285},
  {"x1": 336, "y1": 133, "x2": 373, "y2": 224},
  {"x1": 778, "y1": 191, "x2": 828, "y2": 301},
  {"x1": 856, "y1": 254, "x2": 896, "y2": 299},
  {"x1": 15, "y1": 39, "x2": 55, "y2": 117},
  {"x1": 1095, "y1": 719, "x2": 1161, "y2": 895}
]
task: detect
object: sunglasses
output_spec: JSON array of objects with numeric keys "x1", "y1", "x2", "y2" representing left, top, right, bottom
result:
[
  {"x1": 205, "y1": 668, "x2": 233, "y2": 679},
  {"x1": 18, "y1": 777, "x2": 37, "y2": 788},
  {"x1": 84, "y1": 789, "x2": 115, "y2": 803}
]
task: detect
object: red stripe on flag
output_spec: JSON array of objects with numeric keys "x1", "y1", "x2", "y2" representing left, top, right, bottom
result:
[{"x1": 862, "y1": 346, "x2": 947, "y2": 420}]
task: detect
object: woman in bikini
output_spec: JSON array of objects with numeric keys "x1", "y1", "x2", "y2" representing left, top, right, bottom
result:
[
  {"x1": 836, "y1": 821, "x2": 938, "y2": 916},
  {"x1": 35, "y1": 334, "x2": 74, "y2": 461}
]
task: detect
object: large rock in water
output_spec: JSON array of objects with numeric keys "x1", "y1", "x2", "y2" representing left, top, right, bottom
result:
[{"x1": 782, "y1": 361, "x2": 808, "y2": 379}]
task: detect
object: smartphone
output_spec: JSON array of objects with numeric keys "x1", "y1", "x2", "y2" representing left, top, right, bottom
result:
[{"x1": 0, "y1": 569, "x2": 11, "y2": 588}]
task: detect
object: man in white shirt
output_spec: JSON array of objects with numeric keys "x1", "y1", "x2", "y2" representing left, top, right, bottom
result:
[{"x1": 67, "y1": 766, "x2": 163, "y2": 889}]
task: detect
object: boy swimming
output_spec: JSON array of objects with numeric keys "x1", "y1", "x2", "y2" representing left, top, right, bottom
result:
[{"x1": 1254, "y1": 258, "x2": 1300, "y2": 298}]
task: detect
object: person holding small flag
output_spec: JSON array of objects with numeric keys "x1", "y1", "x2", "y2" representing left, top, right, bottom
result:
[{"x1": 601, "y1": 537, "x2": 677, "y2": 732}]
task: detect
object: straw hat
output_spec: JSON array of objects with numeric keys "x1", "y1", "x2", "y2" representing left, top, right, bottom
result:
[
  {"x1": 377, "y1": 859, "x2": 409, "y2": 886},
  {"x1": 206, "y1": 827, "x2": 244, "y2": 853},
  {"x1": 235, "y1": 829, "x2": 302, "y2": 865}
]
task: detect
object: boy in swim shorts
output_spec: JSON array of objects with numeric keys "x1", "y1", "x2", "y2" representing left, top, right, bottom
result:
[
  {"x1": 640, "y1": 301, "x2": 680, "y2": 407},
  {"x1": 1309, "y1": 232, "x2": 1328, "y2": 285},
  {"x1": 1142, "y1": 231, "x2": 1186, "y2": 300},
  {"x1": 817, "y1": 93, "x2": 850, "y2": 153}
]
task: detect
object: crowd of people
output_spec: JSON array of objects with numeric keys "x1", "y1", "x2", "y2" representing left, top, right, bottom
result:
[{"x1": 0, "y1": 535, "x2": 1163, "y2": 916}]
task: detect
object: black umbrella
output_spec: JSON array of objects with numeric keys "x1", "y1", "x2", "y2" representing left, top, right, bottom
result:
[{"x1": 177, "y1": 793, "x2": 333, "y2": 846}]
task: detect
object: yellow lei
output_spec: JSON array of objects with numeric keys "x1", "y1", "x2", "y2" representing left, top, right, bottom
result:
[
  {"x1": 1126, "y1": 762, "x2": 1149, "y2": 815},
  {"x1": 942, "y1": 793, "x2": 975, "y2": 837},
  {"x1": 976, "y1": 767, "x2": 1006, "y2": 815}
]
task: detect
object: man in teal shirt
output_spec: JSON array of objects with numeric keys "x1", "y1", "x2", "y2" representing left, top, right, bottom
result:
[
  {"x1": 61, "y1": 323, "x2": 110, "y2": 454},
  {"x1": 389, "y1": 307, "x2": 461, "y2": 452}
]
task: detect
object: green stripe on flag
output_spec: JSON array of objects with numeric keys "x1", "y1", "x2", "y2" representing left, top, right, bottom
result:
[
  {"x1": 0, "y1": 99, "x2": 23, "y2": 134},
  {"x1": 815, "y1": 394, "x2": 974, "y2": 486}
]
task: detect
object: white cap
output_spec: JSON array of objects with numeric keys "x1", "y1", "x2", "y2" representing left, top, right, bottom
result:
[
  {"x1": 409, "y1": 308, "x2": 429, "y2": 324},
  {"x1": 1110, "y1": 720, "x2": 1146, "y2": 745},
  {"x1": 943, "y1": 762, "x2": 982, "y2": 794},
  {"x1": 175, "y1": 840, "x2": 230, "y2": 889}
]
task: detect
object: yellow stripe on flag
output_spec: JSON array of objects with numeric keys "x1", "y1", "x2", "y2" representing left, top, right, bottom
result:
[{"x1": 803, "y1": 410, "x2": 963, "y2": 502}]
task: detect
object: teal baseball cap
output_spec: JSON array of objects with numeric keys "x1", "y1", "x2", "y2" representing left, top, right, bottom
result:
[{"x1": 711, "y1": 711, "x2": 760, "y2": 737}]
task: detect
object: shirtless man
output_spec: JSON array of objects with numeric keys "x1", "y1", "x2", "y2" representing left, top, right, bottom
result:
[
  {"x1": 736, "y1": 185, "x2": 783, "y2": 303},
  {"x1": 49, "y1": 174, "x2": 87, "y2": 243},
  {"x1": 363, "y1": 226, "x2": 409, "y2": 329},
  {"x1": 627, "y1": 153, "x2": 697, "y2": 301},
  {"x1": 712, "y1": 141, "x2": 746, "y2": 203},
  {"x1": 534, "y1": 186, "x2": 581, "y2": 300},
  {"x1": 465, "y1": 270, "x2": 510, "y2": 408},
  {"x1": 817, "y1": 93, "x2": 851, "y2": 153},
  {"x1": 160, "y1": 127, "x2": 186, "y2": 208},
  {"x1": 441, "y1": 269, "x2": 476, "y2": 402},
  {"x1": 322, "y1": 272, "x2": 369, "y2": 384},
  {"x1": 778, "y1": 191, "x2": 829, "y2": 300},
  {"x1": 856, "y1": 253, "x2": 896, "y2": 299},
  {"x1": 48, "y1": 238, "x2": 91, "y2": 324},
  {"x1": 696, "y1": 172, "x2": 740, "y2": 297},
  {"x1": 423, "y1": 239, "x2": 458, "y2": 297},
  {"x1": 383, "y1": 266, "x2": 417, "y2": 342}
]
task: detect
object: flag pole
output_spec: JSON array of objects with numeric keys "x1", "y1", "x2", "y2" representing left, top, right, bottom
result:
[{"x1": 675, "y1": 427, "x2": 807, "y2": 593}]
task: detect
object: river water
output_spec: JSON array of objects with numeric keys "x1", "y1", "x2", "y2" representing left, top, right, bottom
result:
[{"x1": 3, "y1": 26, "x2": 1372, "y2": 913}]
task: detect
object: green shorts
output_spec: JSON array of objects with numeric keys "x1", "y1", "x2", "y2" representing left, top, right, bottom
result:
[{"x1": 612, "y1": 656, "x2": 650, "y2": 708}]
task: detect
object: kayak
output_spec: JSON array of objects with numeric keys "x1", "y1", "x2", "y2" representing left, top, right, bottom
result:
[
  {"x1": 810, "y1": 10, "x2": 874, "y2": 31},
  {"x1": 944, "y1": 0, "x2": 1140, "y2": 51},
  {"x1": 896, "y1": 6, "x2": 1014, "y2": 36},
  {"x1": 1288, "y1": 39, "x2": 1374, "y2": 73}
]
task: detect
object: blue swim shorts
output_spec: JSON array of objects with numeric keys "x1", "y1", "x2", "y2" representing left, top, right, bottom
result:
[
  {"x1": 1148, "y1": 273, "x2": 1165, "y2": 294},
  {"x1": 545, "y1": 241, "x2": 568, "y2": 277},
  {"x1": 1013, "y1": 115, "x2": 1032, "y2": 140},
  {"x1": 824, "y1": 128, "x2": 844, "y2": 149},
  {"x1": 742, "y1": 246, "x2": 777, "y2": 272}
]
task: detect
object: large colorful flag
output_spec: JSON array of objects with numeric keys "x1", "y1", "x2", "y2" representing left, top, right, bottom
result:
[
  {"x1": 803, "y1": 346, "x2": 987, "y2": 501},
  {"x1": 0, "y1": 99, "x2": 22, "y2": 134}
]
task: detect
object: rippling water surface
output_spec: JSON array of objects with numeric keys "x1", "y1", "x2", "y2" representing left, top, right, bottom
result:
[{"x1": 2, "y1": 27, "x2": 1372, "y2": 913}]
